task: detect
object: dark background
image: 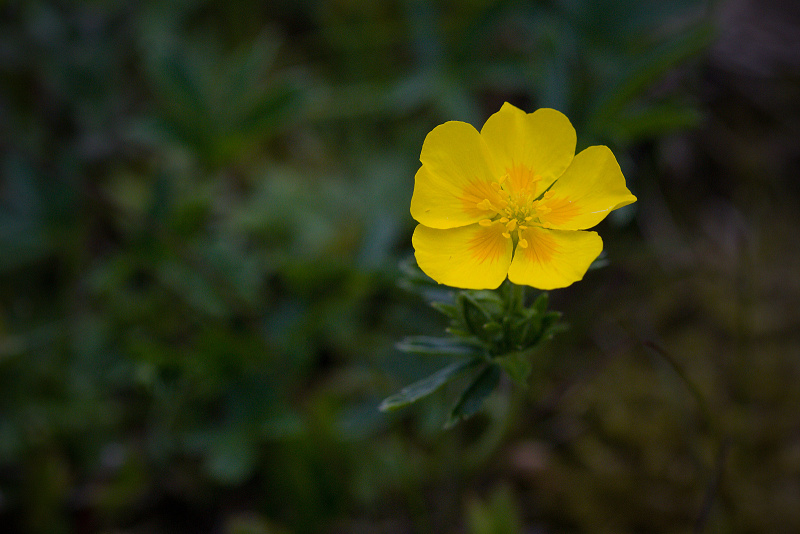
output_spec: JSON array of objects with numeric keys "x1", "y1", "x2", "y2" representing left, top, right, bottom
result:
[{"x1": 1, "y1": 0, "x2": 799, "y2": 532}]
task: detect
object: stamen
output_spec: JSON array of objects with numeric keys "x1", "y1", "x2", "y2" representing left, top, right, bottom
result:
[
  {"x1": 476, "y1": 199, "x2": 495, "y2": 211},
  {"x1": 487, "y1": 168, "x2": 558, "y2": 240}
]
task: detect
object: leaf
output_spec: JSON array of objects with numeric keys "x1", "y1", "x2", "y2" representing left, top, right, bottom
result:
[
  {"x1": 379, "y1": 358, "x2": 482, "y2": 412},
  {"x1": 609, "y1": 103, "x2": 702, "y2": 144},
  {"x1": 495, "y1": 350, "x2": 534, "y2": 387},
  {"x1": 238, "y1": 83, "x2": 302, "y2": 136},
  {"x1": 396, "y1": 336, "x2": 483, "y2": 357},
  {"x1": 540, "y1": 312, "x2": 568, "y2": 341},
  {"x1": 531, "y1": 292, "x2": 549, "y2": 316},
  {"x1": 588, "y1": 23, "x2": 713, "y2": 134},
  {"x1": 430, "y1": 301, "x2": 459, "y2": 320},
  {"x1": 445, "y1": 364, "x2": 501, "y2": 428},
  {"x1": 457, "y1": 292, "x2": 490, "y2": 335},
  {"x1": 482, "y1": 321, "x2": 502, "y2": 335}
]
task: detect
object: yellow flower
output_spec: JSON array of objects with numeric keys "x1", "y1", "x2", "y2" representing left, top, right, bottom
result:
[{"x1": 410, "y1": 103, "x2": 637, "y2": 290}]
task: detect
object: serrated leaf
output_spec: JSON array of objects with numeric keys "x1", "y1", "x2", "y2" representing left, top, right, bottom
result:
[
  {"x1": 445, "y1": 364, "x2": 501, "y2": 428},
  {"x1": 379, "y1": 358, "x2": 482, "y2": 412}
]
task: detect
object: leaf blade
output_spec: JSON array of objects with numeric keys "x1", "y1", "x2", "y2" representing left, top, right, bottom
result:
[
  {"x1": 445, "y1": 364, "x2": 501, "y2": 428},
  {"x1": 379, "y1": 358, "x2": 482, "y2": 412}
]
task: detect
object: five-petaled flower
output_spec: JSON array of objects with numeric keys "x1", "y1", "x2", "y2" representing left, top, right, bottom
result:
[{"x1": 411, "y1": 103, "x2": 637, "y2": 290}]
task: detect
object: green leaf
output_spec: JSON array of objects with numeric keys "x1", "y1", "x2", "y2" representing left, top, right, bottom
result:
[
  {"x1": 430, "y1": 301, "x2": 459, "y2": 320},
  {"x1": 531, "y1": 292, "x2": 549, "y2": 315},
  {"x1": 396, "y1": 336, "x2": 483, "y2": 357},
  {"x1": 495, "y1": 350, "x2": 534, "y2": 387},
  {"x1": 445, "y1": 364, "x2": 501, "y2": 428},
  {"x1": 238, "y1": 83, "x2": 302, "y2": 136},
  {"x1": 482, "y1": 321, "x2": 502, "y2": 335},
  {"x1": 609, "y1": 103, "x2": 702, "y2": 144},
  {"x1": 540, "y1": 312, "x2": 568, "y2": 340},
  {"x1": 588, "y1": 23, "x2": 713, "y2": 134},
  {"x1": 379, "y1": 358, "x2": 482, "y2": 412},
  {"x1": 458, "y1": 293, "x2": 490, "y2": 335}
]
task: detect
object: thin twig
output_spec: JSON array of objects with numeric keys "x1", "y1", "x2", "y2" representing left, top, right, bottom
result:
[
  {"x1": 643, "y1": 340, "x2": 713, "y2": 428},
  {"x1": 643, "y1": 340, "x2": 730, "y2": 533},
  {"x1": 693, "y1": 438, "x2": 731, "y2": 534}
]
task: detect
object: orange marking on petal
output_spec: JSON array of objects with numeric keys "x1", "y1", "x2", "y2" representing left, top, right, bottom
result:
[
  {"x1": 459, "y1": 179, "x2": 504, "y2": 218},
  {"x1": 538, "y1": 196, "x2": 581, "y2": 226},
  {"x1": 467, "y1": 225, "x2": 507, "y2": 265},
  {"x1": 520, "y1": 229, "x2": 559, "y2": 266},
  {"x1": 505, "y1": 164, "x2": 540, "y2": 196}
]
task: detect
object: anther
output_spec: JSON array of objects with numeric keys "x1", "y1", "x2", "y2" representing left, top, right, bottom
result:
[
  {"x1": 479, "y1": 219, "x2": 493, "y2": 227},
  {"x1": 518, "y1": 239, "x2": 529, "y2": 248},
  {"x1": 476, "y1": 199, "x2": 495, "y2": 211}
]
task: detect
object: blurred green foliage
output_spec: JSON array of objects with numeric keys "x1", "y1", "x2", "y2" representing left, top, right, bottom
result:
[{"x1": 2, "y1": 0, "x2": 800, "y2": 533}]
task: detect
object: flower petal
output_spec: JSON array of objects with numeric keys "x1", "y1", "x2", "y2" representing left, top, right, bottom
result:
[
  {"x1": 480, "y1": 103, "x2": 576, "y2": 195},
  {"x1": 413, "y1": 222, "x2": 512, "y2": 289},
  {"x1": 507, "y1": 227, "x2": 602, "y2": 289},
  {"x1": 539, "y1": 145, "x2": 637, "y2": 231},
  {"x1": 410, "y1": 121, "x2": 503, "y2": 229}
]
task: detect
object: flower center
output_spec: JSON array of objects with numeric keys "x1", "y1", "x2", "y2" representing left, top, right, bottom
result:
[{"x1": 476, "y1": 172, "x2": 555, "y2": 249}]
